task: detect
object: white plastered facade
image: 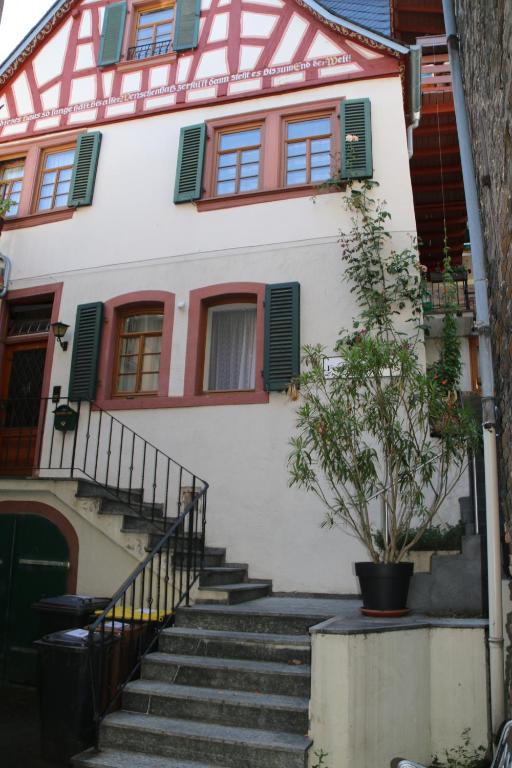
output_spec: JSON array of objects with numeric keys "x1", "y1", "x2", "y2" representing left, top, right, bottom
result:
[{"x1": 0, "y1": 74, "x2": 459, "y2": 594}]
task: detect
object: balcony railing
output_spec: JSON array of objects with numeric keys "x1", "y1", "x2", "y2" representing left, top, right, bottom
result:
[
  {"x1": 423, "y1": 270, "x2": 473, "y2": 314},
  {"x1": 127, "y1": 40, "x2": 171, "y2": 61},
  {"x1": 417, "y1": 36, "x2": 452, "y2": 94}
]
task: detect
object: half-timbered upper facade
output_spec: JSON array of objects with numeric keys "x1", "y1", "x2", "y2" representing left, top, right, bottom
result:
[
  {"x1": 0, "y1": 0, "x2": 403, "y2": 142},
  {"x1": 0, "y1": 0, "x2": 421, "y2": 600}
]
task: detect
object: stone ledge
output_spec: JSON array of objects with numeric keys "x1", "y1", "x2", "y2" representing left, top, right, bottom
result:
[{"x1": 310, "y1": 611, "x2": 487, "y2": 635}]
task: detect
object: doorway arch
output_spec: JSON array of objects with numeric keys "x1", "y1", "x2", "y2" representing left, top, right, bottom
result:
[{"x1": 0, "y1": 501, "x2": 79, "y2": 684}]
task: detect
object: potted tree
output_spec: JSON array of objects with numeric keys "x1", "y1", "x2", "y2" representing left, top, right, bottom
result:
[{"x1": 289, "y1": 180, "x2": 479, "y2": 615}]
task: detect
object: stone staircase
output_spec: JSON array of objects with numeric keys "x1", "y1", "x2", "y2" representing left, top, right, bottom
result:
[
  {"x1": 408, "y1": 530, "x2": 484, "y2": 614},
  {"x1": 74, "y1": 594, "x2": 319, "y2": 768}
]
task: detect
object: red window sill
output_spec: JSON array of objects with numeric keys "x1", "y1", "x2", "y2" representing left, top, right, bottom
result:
[
  {"x1": 196, "y1": 182, "x2": 344, "y2": 212},
  {"x1": 94, "y1": 391, "x2": 269, "y2": 410},
  {"x1": 117, "y1": 52, "x2": 177, "y2": 72},
  {"x1": 3, "y1": 208, "x2": 75, "y2": 230}
]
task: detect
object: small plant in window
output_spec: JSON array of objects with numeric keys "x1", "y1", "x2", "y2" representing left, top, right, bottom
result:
[{"x1": 0, "y1": 196, "x2": 15, "y2": 217}]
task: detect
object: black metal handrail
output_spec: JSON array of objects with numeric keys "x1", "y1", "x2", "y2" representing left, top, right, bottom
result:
[
  {"x1": 423, "y1": 270, "x2": 472, "y2": 313},
  {"x1": 0, "y1": 394, "x2": 209, "y2": 736},
  {"x1": 127, "y1": 39, "x2": 171, "y2": 60},
  {"x1": 88, "y1": 483, "x2": 207, "y2": 737},
  {"x1": 0, "y1": 396, "x2": 207, "y2": 531}
]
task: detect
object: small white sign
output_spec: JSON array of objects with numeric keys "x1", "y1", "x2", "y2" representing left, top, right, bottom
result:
[
  {"x1": 323, "y1": 358, "x2": 400, "y2": 380},
  {"x1": 323, "y1": 357, "x2": 343, "y2": 378}
]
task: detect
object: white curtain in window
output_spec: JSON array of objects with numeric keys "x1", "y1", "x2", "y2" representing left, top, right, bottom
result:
[{"x1": 208, "y1": 308, "x2": 256, "y2": 390}]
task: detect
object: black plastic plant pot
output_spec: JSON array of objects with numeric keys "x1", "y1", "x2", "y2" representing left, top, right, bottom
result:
[{"x1": 355, "y1": 562, "x2": 414, "y2": 615}]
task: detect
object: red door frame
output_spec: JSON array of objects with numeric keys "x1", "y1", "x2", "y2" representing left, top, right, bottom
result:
[{"x1": 0, "y1": 283, "x2": 63, "y2": 475}]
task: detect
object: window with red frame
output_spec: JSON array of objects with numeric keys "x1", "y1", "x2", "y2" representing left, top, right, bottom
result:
[{"x1": 113, "y1": 309, "x2": 164, "y2": 395}]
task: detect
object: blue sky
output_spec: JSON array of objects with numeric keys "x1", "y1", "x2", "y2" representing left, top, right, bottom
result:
[{"x1": 0, "y1": 0, "x2": 54, "y2": 64}]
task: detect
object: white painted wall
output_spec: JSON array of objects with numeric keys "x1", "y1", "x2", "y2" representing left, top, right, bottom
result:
[
  {"x1": 0, "y1": 75, "x2": 459, "y2": 594},
  {"x1": 310, "y1": 624, "x2": 489, "y2": 767},
  {"x1": 3, "y1": 78, "x2": 415, "y2": 280}
]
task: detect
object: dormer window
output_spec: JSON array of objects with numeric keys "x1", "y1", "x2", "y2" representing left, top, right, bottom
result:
[{"x1": 128, "y1": 4, "x2": 174, "y2": 61}]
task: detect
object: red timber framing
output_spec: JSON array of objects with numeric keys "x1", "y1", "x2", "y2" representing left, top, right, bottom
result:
[
  {"x1": 0, "y1": 0, "x2": 401, "y2": 145},
  {"x1": 392, "y1": 1, "x2": 467, "y2": 271}
]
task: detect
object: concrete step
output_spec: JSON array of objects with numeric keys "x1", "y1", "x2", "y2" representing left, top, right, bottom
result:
[
  {"x1": 76, "y1": 480, "x2": 144, "y2": 504},
  {"x1": 199, "y1": 567, "x2": 248, "y2": 587},
  {"x1": 74, "y1": 748, "x2": 230, "y2": 768},
  {"x1": 196, "y1": 583, "x2": 272, "y2": 605},
  {"x1": 159, "y1": 627, "x2": 310, "y2": 664},
  {"x1": 103, "y1": 499, "x2": 166, "y2": 520},
  {"x1": 146, "y1": 535, "x2": 210, "y2": 554},
  {"x1": 175, "y1": 605, "x2": 325, "y2": 635},
  {"x1": 122, "y1": 516, "x2": 177, "y2": 533},
  {"x1": 100, "y1": 712, "x2": 311, "y2": 768},
  {"x1": 141, "y1": 653, "x2": 310, "y2": 698},
  {"x1": 123, "y1": 680, "x2": 309, "y2": 734},
  {"x1": 172, "y1": 548, "x2": 226, "y2": 568}
]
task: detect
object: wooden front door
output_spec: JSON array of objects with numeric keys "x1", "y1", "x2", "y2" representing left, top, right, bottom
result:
[{"x1": 0, "y1": 342, "x2": 47, "y2": 475}]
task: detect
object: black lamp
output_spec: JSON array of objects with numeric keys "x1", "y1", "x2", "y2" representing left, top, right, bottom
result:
[{"x1": 50, "y1": 321, "x2": 70, "y2": 351}]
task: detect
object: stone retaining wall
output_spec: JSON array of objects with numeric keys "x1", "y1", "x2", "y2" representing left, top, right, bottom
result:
[{"x1": 453, "y1": 0, "x2": 512, "y2": 520}]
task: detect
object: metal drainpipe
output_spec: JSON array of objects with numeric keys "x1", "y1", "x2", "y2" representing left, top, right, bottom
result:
[
  {"x1": 442, "y1": 0, "x2": 505, "y2": 737},
  {"x1": 407, "y1": 45, "x2": 421, "y2": 158}
]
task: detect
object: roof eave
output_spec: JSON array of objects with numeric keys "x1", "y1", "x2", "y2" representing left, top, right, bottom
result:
[
  {"x1": 0, "y1": 0, "x2": 77, "y2": 78},
  {"x1": 0, "y1": 0, "x2": 410, "y2": 87},
  {"x1": 301, "y1": 0, "x2": 410, "y2": 55}
]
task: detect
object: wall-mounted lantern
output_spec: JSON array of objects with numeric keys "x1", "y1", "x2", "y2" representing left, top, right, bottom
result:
[{"x1": 50, "y1": 321, "x2": 70, "y2": 351}]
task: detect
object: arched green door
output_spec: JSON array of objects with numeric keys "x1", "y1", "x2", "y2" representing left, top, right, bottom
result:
[{"x1": 0, "y1": 514, "x2": 69, "y2": 685}]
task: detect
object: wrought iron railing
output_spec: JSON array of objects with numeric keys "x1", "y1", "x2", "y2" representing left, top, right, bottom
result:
[
  {"x1": 88, "y1": 483, "x2": 207, "y2": 737},
  {"x1": 0, "y1": 396, "x2": 207, "y2": 531},
  {"x1": 422, "y1": 270, "x2": 472, "y2": 314},
  {"x1": 127, "y1": 40, "x2": 171, "y2": 60},
  {"x1": 0, "y1": 395, "x2": 208, "y2": 731}
]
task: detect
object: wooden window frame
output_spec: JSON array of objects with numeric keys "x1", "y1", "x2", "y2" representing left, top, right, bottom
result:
[
  {"x1": 34, "y1": 145, "x2": 75, "y2": 214},
  {"x1": 214, "y1": 124, "x2": 263, "y2": 198},
  {"x1": 282, "y1": 112, "x2": 334, "y2": 188},
  {"x1": 183, "y1": 283, "x2": 268, "y2": 406},
  {"x1": 0, "y1": 158, "x2": 26, "y2": 217},
  {"x1": 94, "y1": 291, "x2": 175, "y2": 410},
  {"x1": 112, "y1": 306, "x2": 164, "y2": 397},
  {"x1": 198, "y1": 99, "x2": 342, "y2": 212},
  {"x1": 0, "y1": 131, "x2": 82, "y2": 230},
  {"x1": 200, "y1": 296, "x2": 258, "y2": 394},
  {"x1": 127, "y1": 0, "x2": 175, "y2": 62}
]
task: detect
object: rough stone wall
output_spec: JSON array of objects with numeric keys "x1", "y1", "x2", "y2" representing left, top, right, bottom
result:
[{"x1": 454, "y1": 0, "x2": 512, "y2": 522}]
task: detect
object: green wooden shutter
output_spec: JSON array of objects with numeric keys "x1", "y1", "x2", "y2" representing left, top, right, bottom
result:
[
  {"x1": 174, "y1": 123, "x2": 206, "y2": 203},
  {"x1": 98, "y1": 1, "x2": 127, "y2": 67},
  {"x1": 340, "y1": 98, "x2": 373, "y2": 179},
  {"x1": 173, "y1": 0, "x2": 201, "y2": 51},
  {"x1": 69, "y1": 303, "x2": 104, "y2": 401},
  {"x1": 264, "y1": 283, "x2": 300, "y2": 392},
  {"x1": 68, "y1": 132, "x2": 102, "y2": 208}
]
